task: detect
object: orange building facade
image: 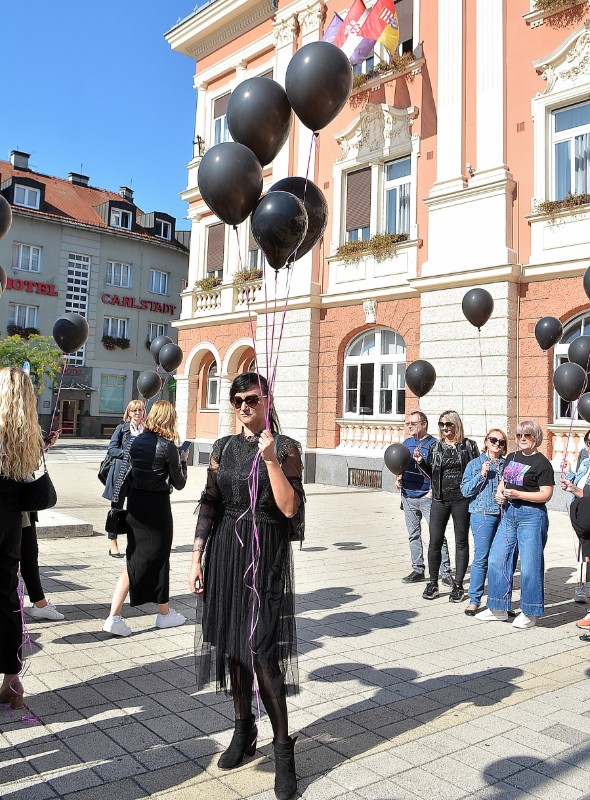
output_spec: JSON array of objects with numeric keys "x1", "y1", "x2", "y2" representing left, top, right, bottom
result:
[{"x1": 166, "y1": 0, "x2": 590, "y2": 485}]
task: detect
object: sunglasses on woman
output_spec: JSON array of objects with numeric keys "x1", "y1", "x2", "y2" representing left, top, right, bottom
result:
[
  {"x1": 438, "y1": 422, "x2": 455, "y2": 429},
  {"x1": 487, "y1": 436, "x2": 506, "y2": 446},
  {"x1": 230, "y1": 394, "x2": 267, "y2": 409}
]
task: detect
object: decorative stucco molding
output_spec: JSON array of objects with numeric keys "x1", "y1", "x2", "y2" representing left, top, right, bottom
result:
[
  {"x1": 534, "y1": 18, "x2": 590, "y2": 94},
  {"x1": 336, "y1": 104, "x2": 419, "y2": 163},
  {"x1": 272, "y1": 14, "x2": 299, "y2": 48},
  {"x1": 190, "y1": 0, "x2": 276, "y2": 60},
  {"x1": 363, "y1": 298, "x2": 377, "y2": 323},
  {"x1": 298, "y1": 1, "x2": 325, "y2": 36}
]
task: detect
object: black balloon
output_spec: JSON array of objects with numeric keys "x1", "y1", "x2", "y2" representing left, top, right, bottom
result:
[
  {"x1": 578, "y1": 393, "x2": 590, "y2": 424},
  {"x1": 251, "y1": 191, "x2": 308, "y2": 271},
  {"x1": 584, "y1": 266, "x2": 590, "y2": 302},
  {"x1": 0, "y1": 265, "x2": 6, "y2": 296},
  {"x1": 268, "y1": 177, "x2": 328, "y2": 260},
  {"x1": 198, "y1": 142, "x2": 263, "y2": 226},
  {"x1": 568, "y1": 336, "x2": 590, "y2": 371},
  {"x1": 52, "y1": 313, "x2": 89, "y2": 354},
  {"x1": 405, "y1": 360, "x2": 436, "y2": 398},
  {"x1": 158, "y1": 343, "x2": 183, "y2": 373},
  {"x1": 227, "y1": 77, "x2": 292, "y2": 167},
  {"x1": 384, "y1": 443, "x2": 411, "y2": 476},
  {"x1": 285, "y1": 41, "x2": 353, "y2": 131},
  {"x1": 535, "y1": 317, "x2": 563, "y2": 351},
  {"x1": 553, "y1": 362, "x2": 588, "y2": 402},
  {"x1": 150, "y1": 334, "x2": 173, "y2": 365},
  {"x1": 0, "y1": 195, "x2": 12, "y2": 240},
  {"x1": 137, "y1": 370, "x2": 162, "y2": 399},
  {"x1": 462, "y1": 288, "x2": 494, "y2": 329}
]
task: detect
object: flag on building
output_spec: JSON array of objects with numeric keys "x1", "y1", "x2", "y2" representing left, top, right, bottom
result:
[
  {"x1": 333, "y1": 0, "x2": 376, "y2": 65},
  {"x1": 359, "y1": 0, "x2": 400, "y2": 57},
  {"x1": 322, "y1": 12, "x2": 344, "y2": 44}
]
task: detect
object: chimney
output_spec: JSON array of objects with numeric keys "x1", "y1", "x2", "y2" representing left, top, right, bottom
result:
[
  {"x1": 120, "y1": 186, "x2": 134, "y2": 202},
  {"x1": 10, "y1": 150, "x2": 30, "y2": 170},
  {"x1": 68, "y1": 172, "x2": 90, "y2": 186}
]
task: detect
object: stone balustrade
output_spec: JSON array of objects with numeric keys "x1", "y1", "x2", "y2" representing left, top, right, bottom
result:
[
  {"x1": 548, "y1": 424, "x2": 589, "y2": 470},
  {"x1": 336, "y1": 419, "x2": 405, "y2": 449},
  {"x1": 234, "y1": 280, "x2": 263, "y2": 309}
]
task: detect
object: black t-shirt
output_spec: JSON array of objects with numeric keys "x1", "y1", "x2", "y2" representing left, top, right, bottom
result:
[
  {"x1": 440, "y1": 443, "x2": 463, "y2": 502},
  {"x1": 502, "y1": 451, "x2": 555, "y2": 505}
]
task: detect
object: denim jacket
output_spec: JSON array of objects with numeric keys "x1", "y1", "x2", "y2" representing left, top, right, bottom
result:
[
  {"x1": 565, "y1": 456, "x2": 590, "y2": 487},
  {"x1": 460, "y1": 453, "x2": 505, "y2": 514}
]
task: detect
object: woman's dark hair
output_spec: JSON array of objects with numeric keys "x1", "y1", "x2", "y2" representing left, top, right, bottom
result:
[{"x1": 229, "y1": 372, "x2": 281, "y2": 433}]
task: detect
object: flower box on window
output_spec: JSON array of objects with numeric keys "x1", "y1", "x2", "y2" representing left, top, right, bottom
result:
[
  {"x1": 535, "y1": 192, "x2": 590, "y2": 222},
  {"x1": 336, "y1": 233, "x2": 409, "y2": 264},
  {"x1": 6, "y1": 324, "x2": 40, "y2": 339},
  {"x1": 195, "y1": 276, "x2": 222, "y2": 291},
  {"x1": 101, "y1": 335, "x2": 117, "y2": 351},
  {"x1": 116, "y1": 337, "x2": 130, "y2": 350},
  {"x1": 232, "y1": 268, "x2": 263, "y2": 286}
]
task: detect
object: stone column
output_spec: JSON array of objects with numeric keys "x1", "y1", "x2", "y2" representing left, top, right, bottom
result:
[
  {"x1": 218, "y1": 373, "x2": 235, "y2": 436},
  {"x1": 175, "y1": 375, "x2": 190, "y2": 439},
  {"x1": 475, "y1": 0, "x2": 505, "y2": 175}
]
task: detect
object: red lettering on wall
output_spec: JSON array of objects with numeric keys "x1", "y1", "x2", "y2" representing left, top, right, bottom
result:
[
  {"x1": 37, "y1": 283, "x2": 50, "y2": 295},
  {"x1": 6, "y1": 279, "x2": 59, "y2": 296},
  {"x1": 99, "y1": 293, "x2": 175, "y2": 315},
  {"x1": 48, "y1": 284, "x2": 58, "y2": 297},
  {"x1": 12, "y1": 280, "x2": 23, "y2": 290}
]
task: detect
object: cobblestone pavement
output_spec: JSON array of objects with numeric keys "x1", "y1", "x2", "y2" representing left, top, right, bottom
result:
[{"x1": 2, "y1": 461, "x2": 590, "y2": 800}]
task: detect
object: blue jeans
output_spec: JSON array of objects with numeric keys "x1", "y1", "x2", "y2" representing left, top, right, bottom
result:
[
  {"x1": 487, "y1": 502, "x2": 549, "y2": 617},
  {"x1": 468, "y1": 513, "x2": 501, "y2": 606},
  {"x1": 401, "y1": 495, "x2": 451, "y2": 577}
]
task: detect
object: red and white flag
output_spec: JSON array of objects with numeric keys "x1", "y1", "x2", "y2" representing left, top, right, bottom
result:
[{"x1": 333, "y1": 0, "x2": 372, "y2": 59}]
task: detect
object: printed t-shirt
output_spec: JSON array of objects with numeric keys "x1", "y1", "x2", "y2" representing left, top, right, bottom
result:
[
  {"x1": 502, "y1": 450, "x2": 555, "y2": 505},
  {"x1": 440, "y1": 443, "x2": 463, "y2": 502}
]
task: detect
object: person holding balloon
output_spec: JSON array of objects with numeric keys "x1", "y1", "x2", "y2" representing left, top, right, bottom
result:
[
  {"x1": 460, "y1": 429, "x2": 508, "y2": 616},
  {"x1": 477, "y1": 421, "x2": 554, "y2": 629},
  {"x1": 414, "y1": 411, "x2": 479, "y2": 602}
]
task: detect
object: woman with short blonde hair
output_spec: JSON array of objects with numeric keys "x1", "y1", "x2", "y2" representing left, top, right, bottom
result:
[{"x1": 144, "y1": 400, "x2": 180, "y2": 443}]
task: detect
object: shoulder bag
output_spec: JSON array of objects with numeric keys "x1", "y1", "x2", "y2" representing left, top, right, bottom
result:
[{"x1": 19, "y1": 453, "x2": 58, "y2": 512}]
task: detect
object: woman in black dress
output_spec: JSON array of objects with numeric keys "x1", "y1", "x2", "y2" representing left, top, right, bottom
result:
[
  {"x1": 103, "y1": 401, "x2": 188, "y2": 637},
  {"x1": 189, "y1": 373, "x2": 303, "y2": 800}
]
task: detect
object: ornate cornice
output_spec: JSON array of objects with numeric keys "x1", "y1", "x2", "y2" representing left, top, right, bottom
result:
[
  {"x1": 299, "y1": 1, "x2": 325, "y2": 36},
  {"x1": 335, "y1": 104, "x2": 419, "y2": 163},
  {"x1": 534, "y1": 18, "x2": 590, "y2": 94},
  {"x1": 272, "y1": 14, "x2": 299, "y2": 48},
  {"x1": 189, "y1": 0, "x2": 276, "y2": 60}
]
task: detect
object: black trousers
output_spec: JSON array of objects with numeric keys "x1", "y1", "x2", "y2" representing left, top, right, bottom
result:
[
  {"x1": 0, "y1": 513, "x2": 22, "y2": 675},
  {"x1": 20, "y1": 523, "x2": 45, "y2": 604},
  {"x1": 428, "y1": 497, "x2": 470, "y2": 585}
]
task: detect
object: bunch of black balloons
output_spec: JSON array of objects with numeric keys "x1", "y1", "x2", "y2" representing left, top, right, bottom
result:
[
  {"x1": 137, "y1": 335, "x2": 184, "y2": 400},
  {"x1": 198, "y1": 41, "x2": 352, "y2": 271}
]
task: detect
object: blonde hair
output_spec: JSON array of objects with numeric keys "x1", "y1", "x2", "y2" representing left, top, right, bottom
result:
[
  {"x1": 0, "y1": 366, "x2": 43, "y2": 480},
  {"x1": 124, "y1": 400, "x2": 145, "y2": 422},
  {"x1": 144, "y1": 400, "x2": 179, "y2": 443},
  {"x1": 438, "y1": 410, "x2": 465, "y2": 442},
  {"x1": 484, "y1": 428, "x2": 508, "y2": 456},
  {"x1": 516, "y1": 420, "x2": 543, "y2": 447}
]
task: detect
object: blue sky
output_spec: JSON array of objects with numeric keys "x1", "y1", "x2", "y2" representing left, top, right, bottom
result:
[{"x1": 1, "y1": 1, "x2": 198, "y2": 228}]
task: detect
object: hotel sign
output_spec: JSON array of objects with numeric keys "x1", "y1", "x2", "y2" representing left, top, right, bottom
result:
[
  {"x1": 6, "y1": 278, "x2": 58, "y2": 295},
  {"x1": 101, "y1": 294, "x2": 176, "y2": 315}
]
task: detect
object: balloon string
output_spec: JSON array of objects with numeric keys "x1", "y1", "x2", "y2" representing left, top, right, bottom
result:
[
  {"x1": 561, "y1": 351, "x2": 590, "y2": 476},
  {"x1": 477, "y1": 329, "x2": 488, "y2": 434},
  {"x1": 48, "y1": 355, "x2": 68, "y2": 435}
]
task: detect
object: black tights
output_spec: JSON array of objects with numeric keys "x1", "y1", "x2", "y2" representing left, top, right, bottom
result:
[{"x1": 230, "y1": 660, "x2": 289, "y2": 743}]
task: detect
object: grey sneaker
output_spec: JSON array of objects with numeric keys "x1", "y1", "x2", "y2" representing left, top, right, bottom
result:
[
  {"x1": 574, "y1": 584, "x2": 588, "y2": 604},
  {"x1": 441, "y1": 575, "x2": 454, "y2": 587}
]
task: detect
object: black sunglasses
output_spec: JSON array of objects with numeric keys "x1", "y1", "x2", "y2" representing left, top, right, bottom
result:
[
  {"x1": 487, "y1": 436, "x2": 506, "y2": 447},
  {"x1": 438, "y1": 422, "x2": 455, "y2": 428},
  {"x1": 230, "y1": 394, "x2": 267, "y2": 409}
]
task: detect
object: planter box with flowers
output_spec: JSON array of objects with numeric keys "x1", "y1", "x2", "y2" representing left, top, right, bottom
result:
[
  {"x1": 336, "y1": 233, "x2": 409, "y2": 264},
  {"x1": 7, "y1": 324, "x2": 40, "y2": 339},
  {"x1": 116, "y1": 337, "x2": 130, "y2": 350},
  {"x1": 102, "y1": 335, "x2": 131, "y2": 351},
  {"x1": 528, "y1": 192, "x2": 590, "y2": 266},
  {"x1": 328, "y1": 232, "x2": 416, "y2": 294},
  {"x1": 195, "y1": 276, "x2": 222, "y2": 291},
  {"x1": 233, "y1": 268, "x2": 263, "y2": 286},
  {"x1": 233, "y1": 268, "x2": 264, "y2": 308}
]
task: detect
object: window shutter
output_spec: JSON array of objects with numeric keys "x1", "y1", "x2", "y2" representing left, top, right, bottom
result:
[
  {"x1": 214, "y1": 93, "x2": 230, "y2": 118},
  {"x1": 346, "y1": 168, "x2": 372, "y2": 231},
  {"x1": 396, "y1": 0, "x2": 413, "y2": 47},
  {"x1": 248, "y1": 223, "x2": 258, "y2": 251},
  {"x1": 206, "y1": 224, "x2": 225, "y2": 273}
]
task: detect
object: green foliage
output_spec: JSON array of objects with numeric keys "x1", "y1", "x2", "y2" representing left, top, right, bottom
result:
[
  {"x1": 336, "y1": 232, "x2": 410, "y2": 263},
  {"x1": 116, "y1": 337, "x2": 130, "y2": 349},
  {"x1": 534, "y1": 0, "x2": 586, "y2": 13},
  {"x1": 195, "y1": 276, "x2": 222, "y2": 291},
  {"x1": 352, "y1": 53, "x2": 416, "y2": 91},
  {"x1": 0, "y1": 334, "x2": 63, "y2": 395},
  {"x1": 233, "y1": 268, "x2": 263, "y2": 286}
]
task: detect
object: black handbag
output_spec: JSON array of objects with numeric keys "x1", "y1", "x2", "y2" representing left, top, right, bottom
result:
[
  {"x1": 20, "y1": 454, "x2": 58, "y2": 512},
  {"x1": 105, "y1": 508, "x2": 127, "y2": 535},
  {"x1": 98, "y1": 454, "x2": 114, "y2": 485}
]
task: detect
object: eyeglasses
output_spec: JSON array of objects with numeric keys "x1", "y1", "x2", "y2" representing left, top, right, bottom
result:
[
  {"x1": 230, "y1": 394, "x2": 267, "y2": 409},
  {"x1": 585, "y1": 439, "x2": 590, "y2": 446},
  {"x1": 487, "y1": 436, "x2": 506, "y2": 446},
  {"x1": 438, "y1": 422, "x2": 455, "y2": 429},
  {"x1": 516, "y1": 433, "x2": 533, "y2": 440},
  {"x1": 406, "y1": 421, "x2": 420, "y2": 427}
]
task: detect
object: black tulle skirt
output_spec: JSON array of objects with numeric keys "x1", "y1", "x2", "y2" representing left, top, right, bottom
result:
[
  {"x1": 195, "y1": 508, "x2": 299, "y2": 697},
  {"x1": 126, "y1": 489, "x2": 172, "y2": 606}
]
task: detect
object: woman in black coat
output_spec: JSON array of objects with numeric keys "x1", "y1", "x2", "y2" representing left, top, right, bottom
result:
[{"x1": 102, "y1": 400, "x2": 145, "y2": 557}]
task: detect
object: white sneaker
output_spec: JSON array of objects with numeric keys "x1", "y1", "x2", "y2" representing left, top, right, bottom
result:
[
  {"x1": 574, "y1": 584, "x2": 588, "y2": 604},
  {"x1": 512, "y1": 612, "x2": 537, "y2": 629},
  {"x1": 155, "y1": 609, "x2": 186, "y2": 629},
  {"x1": 29, "y1": 601, "x2": 65, "y2": 621},
  {"x1": 102, "y1": 615, "x2": 132, "y2": 637},
  {"x1": 475, "y1": 608, "x2": 508, "y2": 622}
]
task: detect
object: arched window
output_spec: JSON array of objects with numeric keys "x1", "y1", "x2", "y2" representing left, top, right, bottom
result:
[
  {"x1": 206, "y1": 361, "x2": 220, "y2": 408},
  {"x1": 344, "y1": 328, "x2": 406, "y2": 417},
  {"x1": 554, "y1": 314, "x2": 590, "y2": 422}
]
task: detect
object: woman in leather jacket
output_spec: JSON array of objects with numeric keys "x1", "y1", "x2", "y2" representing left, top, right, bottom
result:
[
  {"x1": 415, "y1": 410, "x2": 479, "y2": 603},
  {"x1": 103, "y1": 401, "x2": 188, "y2": 637}
]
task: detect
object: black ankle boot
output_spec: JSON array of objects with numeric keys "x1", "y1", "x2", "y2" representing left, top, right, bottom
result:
[
  {"x1": 273, "y1": 736, "x2": 297, "y2": 800},
  {"x1": 217, "y1": 714, "x2": 257, "y2": 770}
]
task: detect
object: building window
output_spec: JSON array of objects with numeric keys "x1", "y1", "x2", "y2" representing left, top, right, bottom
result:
[
  {"x1": 103, "y1": 317, "x2": 129, "y2": 339},
  {"x1": 99, "y1": 374, "x2": 126, "y2": 415},
  {"x1": 384, "y1": 156, "x2": 411, "y2": 235},
  {"x1": 110, "y1": 208, "x2": 132, "y2": 230},
  {"x1": 206, "y1": 361, "x2": 220, "y2": 408},
  {"x1": 14, "y1": 185, "x2": 40, "y2": 209},
  {"x1": 554, "y1": 314, "x2": 590, "y2": 422},
  {"x1": 352, "y1": 55, "x2": 375, "y2": 76},
  {"x1": 154, "y1": 219, "x2": 171, "y2": 240},
  {"x1": 247, "y1": 224, "x2": 263, "y2": 269},
  {"x1": 345, "y1": 168, "x2": 372, "y2": 242},
  {"x1": 150, "y1": 269, "x2": 169, "y2": 295},
  {"x1": 8, "y1": 303, "x2": 39, "y2": 329},
  {"x1": 206, "y1": 223, "x2": 225, "y2": 279},
  {"x1": 106, "y1": 260, "x2": 131, "y2": 288},
  {"x1": 147, "y1": 322, "x2": 167, "y2": 342},
  {"x1": 344, "y1": 328, "x2": 406, "y2": 417},
  {"x1": 66, "y1": 253, "x2": 90, "y2": 366},
  {"x1": 213, "y1": 93, "x2": 231, "y2": 145},
  {"x1": 12, "y1": 242, "x2": 41, "y2": 272},
  {"x1": 552, "y1": 100, "x2": 590, "y2": 200}
]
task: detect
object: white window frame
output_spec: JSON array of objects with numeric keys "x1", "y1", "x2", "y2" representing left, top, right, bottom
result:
[
  {"x1": 247, "y1": 247, "x2": 264, "y2": 269},
  {"x1": 147, "y1": 322, "x2": 167, "y2": 342},
  {"x1": 99, "y1": 374, "x2": 126, "y2": 415},
  {"x1": 551, "y1": 100, "x2": 590, "y2": 201},
  {"x1": 150, "y1": 269, "x2": 170, "y2": 295},
  {"x1": 383, "y1": 155, "x2": 411, "y2": 235},
  {"x1": 8, "y1": 303, "x2": 39, "y2": 329},
  {"x1": 103, "y1": 317, "x2": 129, "y2": 339},
  {"x1": 106, "y1": 260, "x2": 132, "y2": 288},
  {"x1": 554, "y1": 313, "x2": 590, "y2": 423},
  {"x1": 14, "y1": 185, "x2": 40, "y2": 209},
  {"x1": 154, "y1": 219, "x2": 172, "y2": 240},
  {"x1": 205, "y1": 361, "x2": 220, "y2": 409},
  {"x1": 110, "y1": 207, "x2": 132, "y2": 230},
  {"x1": 12, "y1": 242, "x2": 41, "y2": 272},
  {"x1": 66, "y1": 252, "x2": 90, "y2": 366},
  {"x1": 343, "y1": 328, "x2": 406, "y2": 419},
  {"x1": 213, "y1": 112, "x2": 230, "y2": 145}
]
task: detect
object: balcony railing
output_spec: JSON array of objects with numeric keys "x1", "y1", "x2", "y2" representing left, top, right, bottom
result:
[
  {"x1": 548, "y1": 424, "x2": 588, "y2": 470},
  {"x1": 235, "y1": 280, "x2": 263, "y2": 309},
  {"x1": 336, "y1": 419, "x2": 405, "y2": 449},
  {"x1": 194, "y1": 287, "x2": 222, "y2": 314}
]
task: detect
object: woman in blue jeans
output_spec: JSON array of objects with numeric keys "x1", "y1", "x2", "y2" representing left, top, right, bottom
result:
[
  {"x1": 460, "y1": 429, "x2": 507, "y2": 616},
  {"x1": 476, "y1": 421, "x2": 554, "y2": 630}
]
